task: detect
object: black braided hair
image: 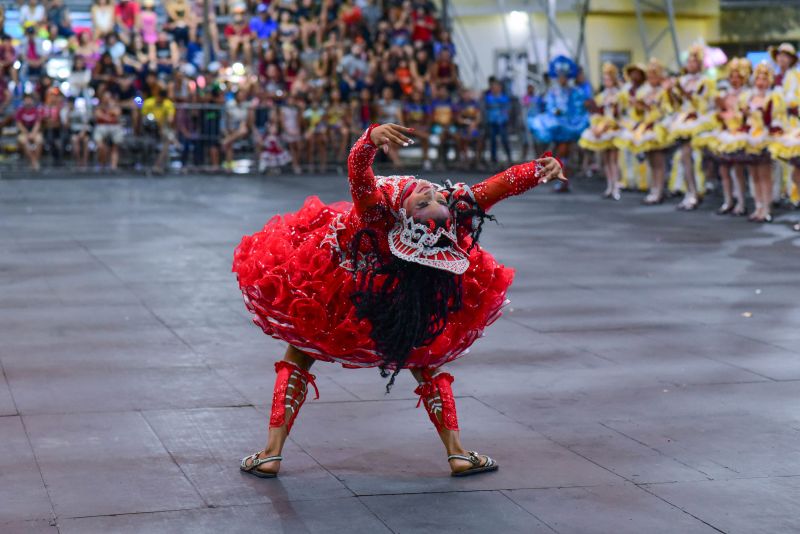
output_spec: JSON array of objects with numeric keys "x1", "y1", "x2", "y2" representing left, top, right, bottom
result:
[{"x1": 349, "y1": 186, "x2": 497, "y2": 393}]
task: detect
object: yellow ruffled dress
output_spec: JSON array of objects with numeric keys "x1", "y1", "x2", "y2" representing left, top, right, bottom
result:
[
  {"x1": 770, "y1": 69, "x2": 800, "y2": 164},
  {"x1": 614, "y1": 83, "x2": 674, "y2": 154},
  {"x1": 669, "y1": 73, "x2": 717, "y2": 143},
  {"x1": 579, "y1": 87, "x2": 621, "y2": 152}
]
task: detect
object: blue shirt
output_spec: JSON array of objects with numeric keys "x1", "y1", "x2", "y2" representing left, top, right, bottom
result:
[
  {"x1": 485, "y1": 92, "x2": 510, "y2": 125},
  {"x1": 250, "y1": 16, "x2": 278, "y2": 40}
]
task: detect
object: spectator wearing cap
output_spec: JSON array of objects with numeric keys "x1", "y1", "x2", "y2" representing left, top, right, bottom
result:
[
  {"x1": 16, "y1": 93, "x2": 44, "y2": 170},
  {"x1": 225, "y1": 3, "x2": 254, "y2": 66},
  {"x1": 18, "y1": 26, "x2": 47, "y2": 79}
]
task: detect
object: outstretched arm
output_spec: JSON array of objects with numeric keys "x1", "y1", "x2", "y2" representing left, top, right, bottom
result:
[
  {"x1": 348, "y1": 123, "x2": 413, "y2": 214},
  {"x1": 472, "y1": 155, "x2": 565, "y2": 212}
]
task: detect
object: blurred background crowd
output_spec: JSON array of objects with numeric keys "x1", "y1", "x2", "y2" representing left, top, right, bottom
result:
[{"x1": 0, "y1": 0, "x2": 543, "y2": 174}]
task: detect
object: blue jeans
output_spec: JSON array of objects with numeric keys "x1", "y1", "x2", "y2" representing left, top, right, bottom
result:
[{"x1": 489, "y1": 122, "x2": 510, "y2": 162}]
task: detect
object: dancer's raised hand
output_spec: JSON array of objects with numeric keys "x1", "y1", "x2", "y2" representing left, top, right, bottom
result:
[
  {"x1": 536, "y1": 156, "x2": 567, "y2": 184},
  {"x1": 370, "y1": 123, "x2": 415, "y2": 153}
]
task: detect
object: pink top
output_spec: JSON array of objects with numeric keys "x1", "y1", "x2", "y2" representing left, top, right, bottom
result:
[{"x1": 141, "y1": 11, "x2": 158, "y2": 44}]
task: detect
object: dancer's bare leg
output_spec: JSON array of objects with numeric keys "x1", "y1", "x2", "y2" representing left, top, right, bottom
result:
[
  {"x1": 733, "y1": 164, "x2": 747, "y2": 214},
  {"x1": 680, "y1": 143, "x2": 698, "y2": 204},
  {"x1": 251, "y1": 345, "x2": 315, "y2": 475},
  {"x1": 719, "y1": 163, "x2": 733, "y2": 210}
]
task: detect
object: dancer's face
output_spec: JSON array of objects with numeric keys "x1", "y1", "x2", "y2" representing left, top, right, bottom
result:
[
  {"x1": 729, "y1": 71, "x2": 743, "y2": 89},
  {"x1": 754, "y1": 72, "x2": 770, "y2": 91},
  {"x1": 686, "y1": 55, "x2": 701, "y2": 74},
  {"x1": 404, "y1": 181, "x2": 450, "y2": 225}
]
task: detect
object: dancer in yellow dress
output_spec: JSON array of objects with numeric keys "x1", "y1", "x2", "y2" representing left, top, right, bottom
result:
[
  {"x1": 579, "y1": 62, "x2": 622, "y2": 200},
  {"x1": 742, "y1": 63, "x2": 786, "y2": 223},
  {"x1": 615, "y1": 58, "x2": 675, "y2": 204},
  {"x1": 669, "y1": 45, "x2": 717, "y2": 210},
  {"x1": 703, "y1": 58, "x2": 752, "y2": 216},
  {"x1": 617, "y1": 63, "x2": 647, "y2": 191},
  {"x1": 768, "y1": 43, "x2": 800, "y2": 209}
]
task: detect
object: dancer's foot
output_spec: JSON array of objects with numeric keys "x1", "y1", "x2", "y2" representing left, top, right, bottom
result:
[
  {"x1": 642, "y1": 192, "x2": 663, "y2": 205},
  {"x1": 240, "y1": 448, "x2": 282, "y2": 478},
  {"x1": 677, "y1": 194, "x2": 699, "y2": 211},
  {"x1": 611, "y1": 189, "x2": 621, "y2": 201},
  {"x1": 447, "y1": 449, "x2": 498, "y2": 477},
  {"x1": 717, "y1": 202, "x2": 734, "y2": 215},
  {"x1": 732, "y1": 202, "x2": 747, "y2": 217}
]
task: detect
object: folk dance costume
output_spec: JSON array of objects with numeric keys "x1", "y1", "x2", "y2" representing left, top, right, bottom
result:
[
  {"x1": 741, "y1": 67, "x2": 786, "y2": 164},
  {"x1": 769, "y1": 43, "x2": 800, "y2": 209},
  {"x1": 258, "y1": 134, "x2": 292, "y2": 172},
  {"x1": 614, "y1": 60, "x2": 674, "y2": 156},
  {"x1": 578, "y1": 63, "x2": 621, "y2": 152},
  {"x1": 529, "y1": 56, "x2": 589, "y2": 145},
  {"x1": 616, "y1": 63, "x2": 649, "y2": 191},
  {"x1": 234, "y1": 124, "x2": 560, "y2": 477}
]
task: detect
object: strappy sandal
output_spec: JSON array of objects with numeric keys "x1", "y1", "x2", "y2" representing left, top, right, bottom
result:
[
  {"x1": 240, "y1": 452, "x2": 282, "y2": 479},
  {"x1": 448, "y1": 450, "x2": 499, "y2": 477}
]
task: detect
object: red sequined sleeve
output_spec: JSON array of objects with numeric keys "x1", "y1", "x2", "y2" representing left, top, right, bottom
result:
[
  {"x1": 347, "y1": 125, "x2": 383, "y2": 214},
  {"x1": 471, "y1": 160, "x2": 542, "y2": 212}
]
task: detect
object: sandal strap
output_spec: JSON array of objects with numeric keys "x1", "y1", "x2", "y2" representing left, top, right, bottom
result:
[
  {"x1": 447, "y1": 451, "x2": 484, "y2": 466},
  {"x1": 241, "y1": 452, "x2": 283, "y2": 470}
]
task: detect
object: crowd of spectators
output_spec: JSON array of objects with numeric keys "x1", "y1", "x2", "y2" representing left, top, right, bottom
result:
[{"x1": 0, "y1": 0, "x2": 538, "y2": 173}]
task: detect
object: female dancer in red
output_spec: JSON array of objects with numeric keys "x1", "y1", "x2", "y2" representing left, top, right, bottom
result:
[{"x1": 234, "y1": 123, "x2": 565, "y2": 478}]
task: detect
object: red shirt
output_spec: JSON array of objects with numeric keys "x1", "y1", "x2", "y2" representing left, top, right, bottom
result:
[
  {"x1": 224, "y1": 23, "x2": 252, "y2": 37},
  {"x1": 114, "y1": 1, "x2": 141, "y2": 29},
  {"x1": 15, "y1": 105, "x2": 41, "y2": 129},
  {"x1": 411, "y1": 13, "x2": 435, "y2": 42}
]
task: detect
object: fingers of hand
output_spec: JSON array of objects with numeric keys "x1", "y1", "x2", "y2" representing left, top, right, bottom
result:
[{"x1": 388, "y1": 125, "x2": 414, "y2": 145}]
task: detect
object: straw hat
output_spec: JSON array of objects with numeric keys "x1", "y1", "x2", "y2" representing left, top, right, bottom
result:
[
  {"x1": 623, "y1": 62, "x2": 645, "y2": 80},
  {"x1": 768, "y1": 42, "x2": 798, "y2": 67},
  {"x1": 727, "y1": 57, "x2": 752, "y2": 80}
]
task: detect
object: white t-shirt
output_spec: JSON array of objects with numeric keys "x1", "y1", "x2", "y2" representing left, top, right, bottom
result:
[{"x1": 19, "y1": 4, "x2": 46, "y2": 27}]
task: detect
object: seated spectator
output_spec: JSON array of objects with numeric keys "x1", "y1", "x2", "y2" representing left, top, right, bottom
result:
[
  {"x1": 297, "y1": 0, "x2": 320, "y2": 49},
  {"x1": 198, "y1": 85, "x2": 223, "y2": 171},
  {"x1": 62, "y1": 96, "x2": 91, "y2": 169},
  {"x1": 93, "y1": 91, "x2": 124, "y2": 170},
  {"x1": 91, "y1": 52, "x2": 122, "y2": 95},
  {"x1": 141, "y1": 84, "x2": 176, "y2": 173},
  {"x1": 19, "y1": 0, "x2": 46, "y2": 30},
  {"x1": 92, "y1": 0, "x2": 116, "y2": 39},
  {"x1": 0, "y1": 81, "x2": 13, "y2": 130},
  {"x1": 279, "y1": 95, "x2": 303, "y2": 174},
  {"x1": 411, "y1": 5, "x2": 435, "y2": 47},
  {"x1": 0, "y1": 34, "x2": 18, "y2": 84},
  {"x1": 433, "y1": 29, "x2": 456, "y2": 60},
  {"x1": 151, "y1": 31, "x2": 180, "y2": 75},
  {"x1": 163, "y1": 0, "x2": 193, "y2": 46},
  {"x1": 75, "y1": 30, "x2": 100, "y2": 69},
  {"x1": 115, "y1": 0, "x2": 142, "y2": 43},
  {"x1": 225, "y1": 3, "x2": 254, "y2": 65},
  {"x1": 18, "y1": 26, "x2": 47, "y2": 79},
  {"x1": 67, "y1": 56, "x2": 92, "y2": 96},
  {"x1": 430, "y1": 48, "x2": 459, "y2": 93},
  {"x1": 326, "y1": 88, "x2": 350, "y2": 157},
  {"x1": 47, "y1": 0, "x2": 74, "y2": 39},
  {"x1": 222, "y1": 88, "x2": 252, "y2": 170},
  {"x1": 140, "y1": 0, "x2": 159, "y2": 46},
  {"x1": 277, "y1": 9, "x2": 300, "y2": 48},
  {"x1": 16, "y1": 94, "x2": 44, "y2": 170},
  {"x1": 250, "y1": 3, "x2": 278, "y2": 47},
  {"x1": 121, "y1": 33, "x2": 149, "y2": 75}
]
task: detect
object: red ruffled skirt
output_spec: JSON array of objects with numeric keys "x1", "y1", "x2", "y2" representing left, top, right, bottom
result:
[{"x1": 232, "y1": 196, "x2": 514, "y2": 369}]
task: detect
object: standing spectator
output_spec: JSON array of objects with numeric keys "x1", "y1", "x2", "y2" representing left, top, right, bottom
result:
[
  {"x1": 303, "y1": 91, "x2": 327, "y2": 171},
  {"x1": 41, "y1": 88, "x2": 65, "y2": 165},
  {"x1": 485, "y1": 78, "x2": 512, "y2": 165},
  {"x1": 224, "y1": 3, "x2": 253, "y2": 65},
  {"x1": 326, "y1": 88, "x2": 350, "y2": 158},
  {"x1": 376, "y1": 86, "x2": 403, "y2": 166},
  {"x1": 19, "y1": 0, "x2": 46, "y2": 30},
  {"x1": 62, "y1": 96, "x2": 91, "y2": 168},
  {"x1": 456, "y1": 88, "x2": 483, "y2": 169},
  {"x1": 519, "y1": 83, "x2": 544, "y2": 161},
  {"x1": 114, "y1": 0, "x2": 142, "y2": 43},
  {"x1": 199, "y1": 85, "x2": 223, "y2": 171},
  {"x1": 16, "y1": 93, "x2": 44, "y2": 170},
  {"x1": 92, "y1": 0, "x2": 116, "y2": 38},
  {"x1": 93, "y1": 91, "x2": 124, "y2": 170},
  {"x1": 430, "y1": 84, "x2": 455, "y2": 167},
  {"x1": 221, "y1": 89, "x2": 251, "y2": 170},
  {"x1": 141, "y1": 85, "x2": 176, "y2": 173},
  {"x1": 19, "y1": 26, "x2": 47, "y2": 79},
  {"x1": 402, "y1": 88, "x2": 432, "y2": 169},
  {"x1": 280, "y1": 95, "x2": 303, "y2": 174}
]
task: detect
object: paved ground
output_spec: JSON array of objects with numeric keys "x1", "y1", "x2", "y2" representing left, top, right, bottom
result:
[{"x1": 1, "y1": 170, "x2": 799, "y2": 534}]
